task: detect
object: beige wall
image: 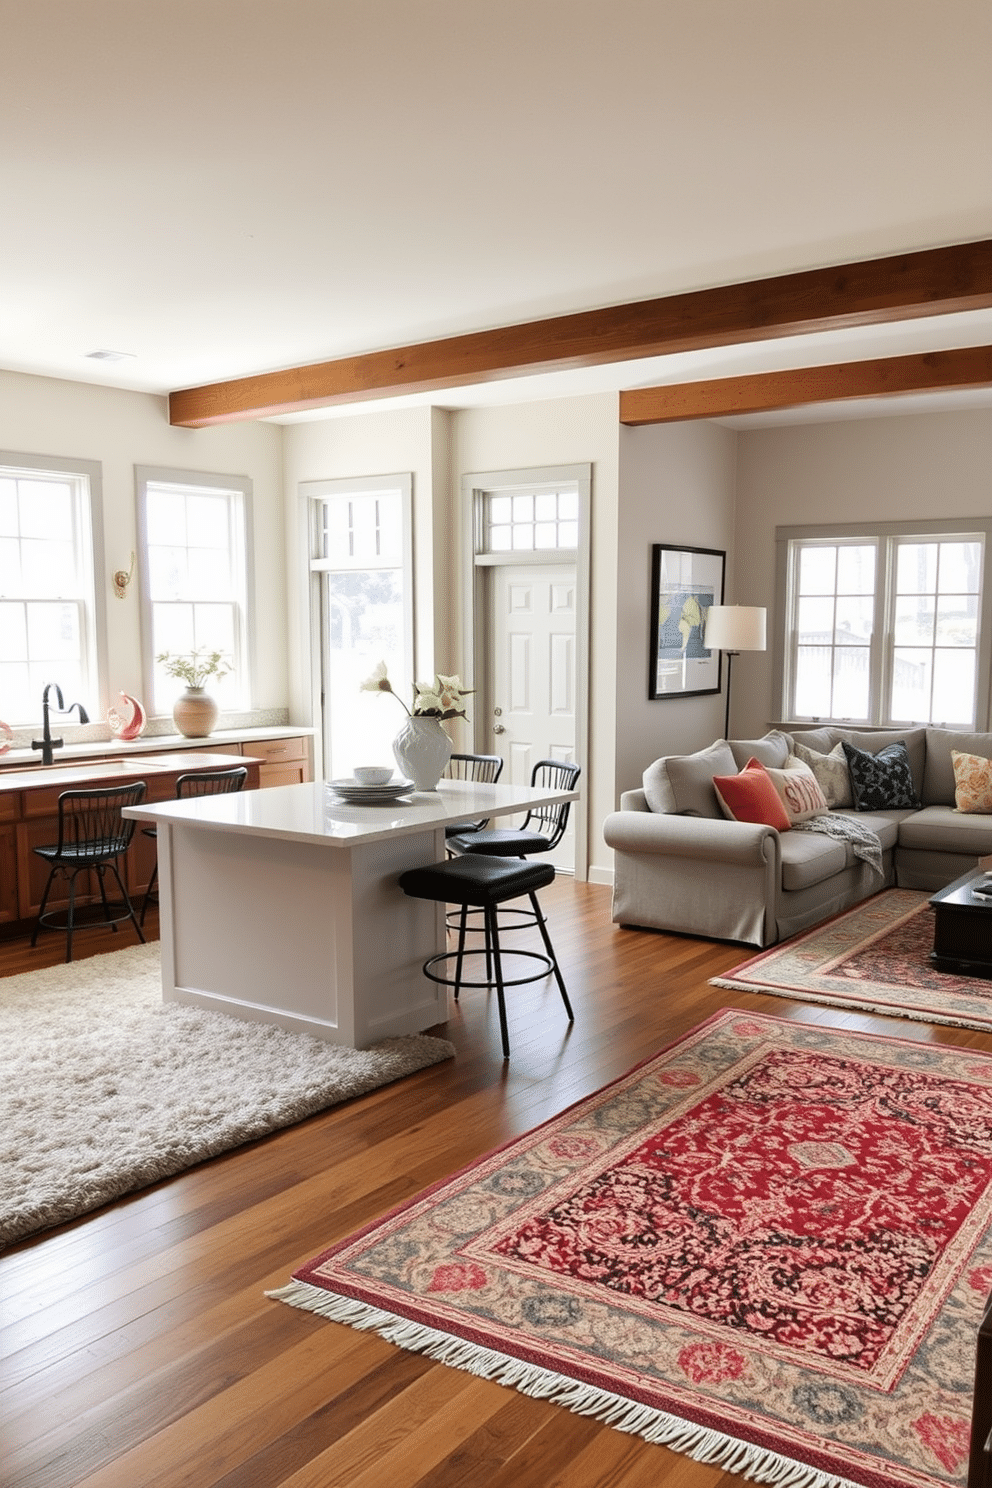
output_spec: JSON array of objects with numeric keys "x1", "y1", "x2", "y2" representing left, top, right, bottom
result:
[
  {"x1": 0, "y1": 369, "x2": 286, "y2": 720},
  {"x1": 616, "y1": 419, "x2": 738, "y2": 796},
  {"x1": 734, "y1": 405, "x2": 992, "y2": 740}
]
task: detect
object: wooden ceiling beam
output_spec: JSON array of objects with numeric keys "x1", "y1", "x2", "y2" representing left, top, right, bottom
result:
[
  {"x1": 169, "y1": 239, "x2": 992, "y2": 427},
  {"x1": 618, "y1": 344, "x2": 992, "y2": 425}
]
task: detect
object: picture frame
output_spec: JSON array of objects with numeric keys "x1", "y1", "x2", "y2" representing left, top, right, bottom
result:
[{"x1": 648, "y1": 543, "x2": 726, "y2": 700}]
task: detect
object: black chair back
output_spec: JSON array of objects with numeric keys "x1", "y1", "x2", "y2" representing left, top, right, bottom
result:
[
  {"x1": 444, "y1": 752, "x2": 504, "y2": 836},
  {"x1": 176, "y1": 766, "x2": 249, "y2": 799},
  {"x1": 519, "y1": 759, "x2": 581, "y2": 850},
  {"x1": 53, "y1": 782, "x2": 147, "y2": 859},
  {"x1": 444, "y1": 752, "x2": 503, "y2": 785}
]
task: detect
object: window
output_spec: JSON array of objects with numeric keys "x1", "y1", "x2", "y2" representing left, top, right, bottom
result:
[
  {"x1": 0, "y1": 454, "x2": 102, "y2": 726},
  {"x1": 304, "y1": 475, "x2": 413, "y2": 780},
  {"x1": 136, "y1": 468, "x2": 252, "y2": 716},
  {"x1": 778, "y1": 520, "x2": 992, "y2": 729},
  {"x1": 483, "y1": 487, "x2": 578, "y2": 553}
]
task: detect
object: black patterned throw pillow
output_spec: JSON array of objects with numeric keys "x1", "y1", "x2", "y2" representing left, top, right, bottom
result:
[{"x1": 841, "y1": 740, "x2": 919, "y2": 811}]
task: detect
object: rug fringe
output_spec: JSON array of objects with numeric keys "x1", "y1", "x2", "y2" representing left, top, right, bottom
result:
[{"x1": 267, "y1": 1283, "x2": 862, "y2": 1488}]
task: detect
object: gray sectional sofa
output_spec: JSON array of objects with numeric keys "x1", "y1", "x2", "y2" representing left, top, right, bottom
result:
[{"x1": 603, "y1": 725, "x2": 992, "y2": 947}]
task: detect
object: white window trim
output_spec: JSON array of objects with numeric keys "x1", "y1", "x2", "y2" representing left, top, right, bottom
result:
[
  {"x1": 775, "y1": 517, "x2": 992, "y2": 730},
  {"x1": 135, "y1": 465, "x2": 255, "y2": 717},
  {"x1": 0, "y1": 448, "x2": 107, "y2": 724}
]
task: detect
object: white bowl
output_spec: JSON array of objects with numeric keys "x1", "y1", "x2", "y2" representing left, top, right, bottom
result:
[{"x1": 353, "y1": 765, "x2": 393, "y2": 786}]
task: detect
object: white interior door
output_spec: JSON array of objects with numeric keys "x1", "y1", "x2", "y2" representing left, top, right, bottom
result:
[{"x1": 489, "y1": 562, "x2": 577, "y2": 870}]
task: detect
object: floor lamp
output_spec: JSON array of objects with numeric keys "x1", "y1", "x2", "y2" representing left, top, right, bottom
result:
[{"x1": 704, "y1": 605, "x2": 767, "y2": 740}]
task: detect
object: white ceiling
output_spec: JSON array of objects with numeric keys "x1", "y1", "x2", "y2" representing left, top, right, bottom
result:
[{"x1": 3, "y1": 0, "x2": 991, "y2": 424}]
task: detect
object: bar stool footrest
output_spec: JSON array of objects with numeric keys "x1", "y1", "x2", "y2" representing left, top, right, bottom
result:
[{"x1": 424, "y1": 946, "x2": 554, "y2": 989}]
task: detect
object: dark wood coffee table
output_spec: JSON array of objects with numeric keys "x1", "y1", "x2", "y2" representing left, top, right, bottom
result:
[{"x1": 929, "y1": 869, "x2": 992, "y2": 976}]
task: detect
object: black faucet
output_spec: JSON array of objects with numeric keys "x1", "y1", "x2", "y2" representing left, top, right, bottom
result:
[{"x1": 32, "y1": 682, "x2": 90, "y2": 766}]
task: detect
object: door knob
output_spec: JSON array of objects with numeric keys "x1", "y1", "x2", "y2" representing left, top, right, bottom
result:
[{"x1": 493, "y1": 724, "x2": 505, "y2": 734}]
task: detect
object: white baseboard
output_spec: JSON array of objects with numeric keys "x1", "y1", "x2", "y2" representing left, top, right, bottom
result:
[{"x1": 587, "y1": 864, "x2": 614, "y2": 887}]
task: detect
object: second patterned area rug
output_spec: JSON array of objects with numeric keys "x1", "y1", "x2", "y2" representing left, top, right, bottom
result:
[
  {"x1": 713, "y1": 888, "x2": 992, "y2": 1033},
  {"x1": 271, "y1": 1010, "x2": 990, "y2": 1487}
]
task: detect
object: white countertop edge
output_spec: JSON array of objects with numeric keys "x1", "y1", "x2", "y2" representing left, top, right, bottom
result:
[{"x1": 123, "y1": 779, "x2": 579, "y2": 849}]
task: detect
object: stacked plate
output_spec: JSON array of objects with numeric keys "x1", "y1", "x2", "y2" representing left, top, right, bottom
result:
[{"x1": 327, "y1": 777, "x2": 415, "y2": 803}]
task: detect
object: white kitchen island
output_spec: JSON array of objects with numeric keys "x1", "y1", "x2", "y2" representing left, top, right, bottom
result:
[{"x1": 125, "y1": 777, "x2": 578, "y2": 1048}]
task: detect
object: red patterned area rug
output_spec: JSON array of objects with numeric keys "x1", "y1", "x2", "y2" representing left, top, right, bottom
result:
[
  {"x1": 713, "y1": 888, "x2": 992, "y2": 1034},
  {"x1": 270, "y1": 1010, "x2": 992, "y2": 1488}
]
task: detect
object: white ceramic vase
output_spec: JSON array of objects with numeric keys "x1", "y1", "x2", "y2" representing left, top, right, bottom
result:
[
  {"x1": 392, "y1": 714, "x2": 452, "y2": 791},
  {"x1": 172, "y1": 686, "x2": 218, "y2": 739}
]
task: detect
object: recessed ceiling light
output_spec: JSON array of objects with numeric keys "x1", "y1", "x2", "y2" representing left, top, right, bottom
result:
[{"x1": 85, "y1": 349, "x2": 136, "y2": 362}]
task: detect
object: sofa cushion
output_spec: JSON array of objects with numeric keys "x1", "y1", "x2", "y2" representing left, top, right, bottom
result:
[
  {"x1": 728, "y1": 730, "x2": 792, "y2": 770},
  {"x1": 842, "y1": 740, "x2": 920, "y2": 811},
  {"x1": 642, "y1": 757, "x2": 678, "y2": 814},
  {"x1": 952, "y1": 750, "x2": 992, "y2": 813},
  {"x1": 791, "y1": 738, "x2": 854, "y2": 809},
  {"x1": 663, "y1": 739, "x2": 736, "y2": 818},
  {"x1": 897, "y1": 804, "x2": 992, "y2": 856},
  {"x1": 779, "y1": 830, "x2": 848, "y2": 891},
  {"x1": 924, "y1": 728, "x2": 992, "y2": 805},
  {"x1": 713, "y1": 759, "x2": 792, "y2": 831},
  {"x1": 834, "y1": 808, "x2": 903, "y2": 853},
  {"x1": 764, "y1": 757, "x2": 829, "y2": 823}
]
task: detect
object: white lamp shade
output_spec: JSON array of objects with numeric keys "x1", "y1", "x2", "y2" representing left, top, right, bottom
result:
[{"x1": 704, "y1": 605, "x2": 767, "y2": 652}]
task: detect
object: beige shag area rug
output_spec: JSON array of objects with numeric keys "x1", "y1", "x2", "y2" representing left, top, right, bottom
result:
[{"x1": 1, "y1": 943, "x2": 455, "y2": 1247}]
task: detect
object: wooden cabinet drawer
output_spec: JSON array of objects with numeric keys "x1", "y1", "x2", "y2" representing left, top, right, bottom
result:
[
  {"x1": 249, "y1": 737, "x2": 308, "y2": 765},
  {"x1": 0, "y1": 791, "x2": 20, "y2": 822},
  {"x1": 258, "y1": 762, "x2": 307, "y2": 788}
]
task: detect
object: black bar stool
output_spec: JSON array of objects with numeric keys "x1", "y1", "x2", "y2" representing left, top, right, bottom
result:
[
  {"x1": 32, "y1": 782, "x2": 147, "y2": 961},
  {"x1": 446, "y1": 758, "x2": 580, "y2": 936},
  {"x1": 398, "y1": 854, "x2": 573, "y2": 1060}
]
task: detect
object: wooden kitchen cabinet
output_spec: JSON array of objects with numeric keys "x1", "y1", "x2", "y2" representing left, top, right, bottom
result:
[
  {"x1": 2, "y1": 753, "x2": 261, "y2": 931},
  {"x1": 245, "y1": 735, "x2": 311, "y2": 786}
]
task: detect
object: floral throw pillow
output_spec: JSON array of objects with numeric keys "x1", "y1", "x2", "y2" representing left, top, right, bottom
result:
[
  {"x1": 841, "y1": 740, "x2": 919, "y2": 812},
  {"x1": 951, "y1": 750, "x2": 992, "y2": 813},
  {"x1": 791, "y1": 738, "x2": 853, "y2": 809}
]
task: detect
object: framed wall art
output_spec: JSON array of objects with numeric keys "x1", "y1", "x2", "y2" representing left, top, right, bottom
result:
[{"x1": 648, "y1": 543, "x2": 725, "y2": 700}]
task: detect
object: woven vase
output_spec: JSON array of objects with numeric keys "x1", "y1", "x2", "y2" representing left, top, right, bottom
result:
[{"x1": 392, "y1": 715, "x2": 452, "y2": 791}]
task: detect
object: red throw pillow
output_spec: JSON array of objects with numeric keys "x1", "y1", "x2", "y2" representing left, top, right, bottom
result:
[{"x1": 713, "y1": 757, "x2": 792, "y2": 831}]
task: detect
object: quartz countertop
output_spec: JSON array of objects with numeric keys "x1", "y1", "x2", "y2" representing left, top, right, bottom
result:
[
  {"x1": 125, "y1": 778, "x2": 579, "y2": 850},
  {"x1": 0, "y1": 725, "x2": 314, "y2": 771},
  {"x1": 0, "y1": 752, "x2": 266, "y2": 794}
]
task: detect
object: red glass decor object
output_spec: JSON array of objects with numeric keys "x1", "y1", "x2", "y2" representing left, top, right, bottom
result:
[{"x1": 107, "y1": 692, "x2": 146, "y2": 741}]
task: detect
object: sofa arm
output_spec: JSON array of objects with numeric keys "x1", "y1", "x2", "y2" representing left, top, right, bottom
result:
[
  {"x1": 603, "y1": 809, "x2": 781, "y2": 945},
  {"x1": 619, "y1": 788, "x2": 650, "y2": 812},
  {"x1": 603, "y1": 810, "x2": 779, "y2": 867}
]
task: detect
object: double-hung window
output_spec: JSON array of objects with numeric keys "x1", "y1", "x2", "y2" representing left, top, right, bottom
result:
[
  {"x1": 136, "y1": 467, "x2": 252, "y2": 716},
  {"x1": 0, "y1": 454, "x2": 103, "y2": 726},
  {"x1": 777, "y1": 519, "x2": 992, "y2": 729}
]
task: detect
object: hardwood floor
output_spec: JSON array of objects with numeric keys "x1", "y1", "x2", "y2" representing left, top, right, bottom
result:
[{"x1": 2, "y1": 881, "x2": 987, "y2": 1488}]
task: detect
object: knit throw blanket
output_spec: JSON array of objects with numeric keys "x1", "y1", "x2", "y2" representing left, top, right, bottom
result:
[{"x1": 792, "y1": 812, "x2": 884, "y2": 877}]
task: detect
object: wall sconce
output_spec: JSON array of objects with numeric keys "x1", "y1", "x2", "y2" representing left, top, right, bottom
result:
[{"x1": 113, "y1": 552, "x2": 135, "y2": 600}]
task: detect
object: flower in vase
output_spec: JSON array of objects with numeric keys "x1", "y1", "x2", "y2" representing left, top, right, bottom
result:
[{"x1": 360, "y1": 662, "x2": 472, "y2": 721}]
